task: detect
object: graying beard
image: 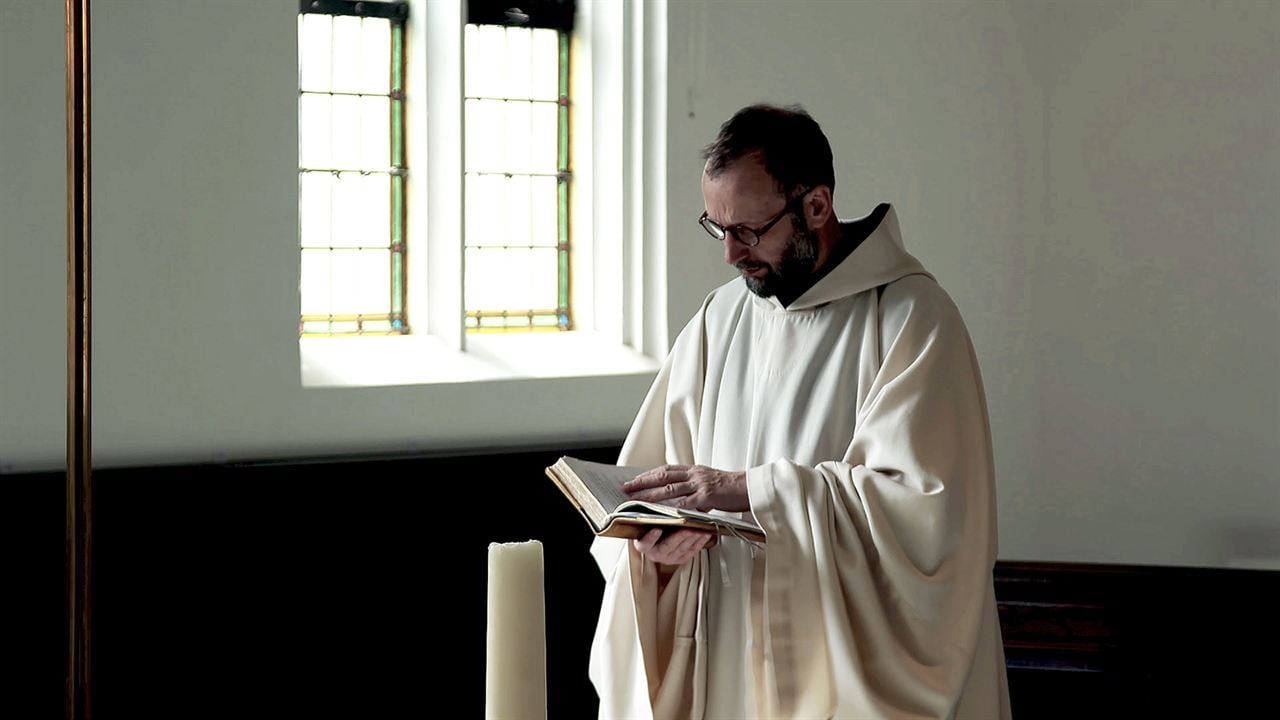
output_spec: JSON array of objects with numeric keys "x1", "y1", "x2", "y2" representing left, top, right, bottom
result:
[{"x1": 744, "y1": 223, "x2": 818, "y2": 298}]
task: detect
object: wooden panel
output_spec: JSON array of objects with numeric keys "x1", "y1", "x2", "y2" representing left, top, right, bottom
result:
[
  {"x1": 995, "y1": 560, "x2": 1278, "y2": 717},
  {"x1": 4, "y1": 448, "x2": 1276, "y2": 718}
]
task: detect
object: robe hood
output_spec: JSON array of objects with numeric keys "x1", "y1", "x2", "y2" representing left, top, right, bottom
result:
[{"x1": 763, "y1": 203, "x2": 934, "y2": 311}]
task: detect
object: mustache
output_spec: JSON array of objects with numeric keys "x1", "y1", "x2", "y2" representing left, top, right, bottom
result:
[{"x1": 736, "y1": 261, "x2": 769, "y2": 272}]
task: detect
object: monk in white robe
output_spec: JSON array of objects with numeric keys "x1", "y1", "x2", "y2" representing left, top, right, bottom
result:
[{"x1": 589, "y1": 105, "x2": 1011, "y2": 719}]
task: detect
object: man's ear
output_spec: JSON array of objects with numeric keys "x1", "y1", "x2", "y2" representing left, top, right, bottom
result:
[{"x1": 804, "y1": 185, "x2": 834, "y2": 229}]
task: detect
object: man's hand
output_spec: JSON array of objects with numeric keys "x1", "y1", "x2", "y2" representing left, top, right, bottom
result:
[
  {"x1": 631, "y1": 528, "x2": 713, "y2": 566},
  {"x1": 623, "y1": 464, "x2": 750, "y2": 513}
]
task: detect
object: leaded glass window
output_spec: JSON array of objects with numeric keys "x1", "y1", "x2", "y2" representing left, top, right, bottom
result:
[
  {"x1": 463, "y1": 14, "x2": 572, "y2": 333},
  {"x1": 298, "y1": 1, "x2": 408, "y2": 336}
]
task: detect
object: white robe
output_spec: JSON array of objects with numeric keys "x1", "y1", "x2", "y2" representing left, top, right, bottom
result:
[{"x1": 589, "y1": 205, "x2": 1012, "y2": 720}]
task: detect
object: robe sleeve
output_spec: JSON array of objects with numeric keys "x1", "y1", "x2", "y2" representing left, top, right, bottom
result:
[
  {"x1": 588, "y1": 296, "x2": 713, "y2": 720},
  {"x1": 745, "y1": 285, "x2": 999, "y2": 719}
]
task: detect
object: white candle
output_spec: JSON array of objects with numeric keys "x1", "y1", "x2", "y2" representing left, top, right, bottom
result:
[{"x1": 486, "y1": 540, "x2": 547, "y2": 720}]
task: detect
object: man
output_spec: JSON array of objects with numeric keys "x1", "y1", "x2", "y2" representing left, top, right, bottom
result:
[{"x1": 589, "y1": 105, "x2": 1011, "y2": 719}]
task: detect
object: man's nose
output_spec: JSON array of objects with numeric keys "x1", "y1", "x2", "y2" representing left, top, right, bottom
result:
[{"x1": 723, "y1": 233, "x2": 749, "y2": 266}]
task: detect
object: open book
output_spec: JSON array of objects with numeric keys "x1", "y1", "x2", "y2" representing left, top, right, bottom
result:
[{"x1": 545, "y1": 456, "x2": 766, "y2": 545}]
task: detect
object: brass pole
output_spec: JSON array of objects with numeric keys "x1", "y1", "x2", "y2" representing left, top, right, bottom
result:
[{"x1": 65, "y1": 0, "x2": 92, "y2": 718}]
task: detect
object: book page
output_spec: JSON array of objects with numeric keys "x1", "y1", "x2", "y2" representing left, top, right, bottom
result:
[
  {"x1": 561, "y1": 457, "x2": 647, "y2": 514},
  {"x1": 616, "y1": 500, "x2": 763, "y2": 534},
  {"x1": 558, "y1": 457, "x2": 764, "y2": 539}
]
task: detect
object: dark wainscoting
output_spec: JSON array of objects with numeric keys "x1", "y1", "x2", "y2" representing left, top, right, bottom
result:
[
  {"x1": 4, "y1": 445, "x2": 1274, "y2": 718},
  {"x1": 997, "y1": 560, "x2": 1275, "y2": 717}
]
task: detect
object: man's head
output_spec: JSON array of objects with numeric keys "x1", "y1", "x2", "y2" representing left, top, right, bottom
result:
[{"x1": 700, "y1": 104, "x2": 839, "y2": 299}]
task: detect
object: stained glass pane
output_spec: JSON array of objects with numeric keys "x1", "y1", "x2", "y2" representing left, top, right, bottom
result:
[
  {"x1": 390, "y1": 249, "x2": 403, "y2": 314},
  {"x1": 502, "y1": 175, "x2": 532, "y2": 248},
  {"x1": 503, "y1": 101, "x2": 533, "y2": 173},
  {"x1": 465, "y1": 247, "x2": 561, "y2": 312},
  {"x1": 464, "y1": 24, "x2": 569, "y2": 333},
  {"x1": 391, "y1": 173, "x2": 404, "y2": 243},
  {"x1": 360, "y1": 96, "x2": 390, "y2": 168},
  {"x1": 299, "y1": 172, "x2": 333, "y2": 248},
  {"x1": 466, "y1": 248, "x2": 500, "y2": 311},
  {"x1": 530, "y1": 103, "x2": 557, "y2": 173},
  {"x1": 299, "y1": 8, "x2": 407, "y2": 337},
  {"x1": 301, "y1": 249, "x2": 332, "y2": 316},
  {"x1": 466, "y1": 174, "x2": 505, "y2": 246},
  {"x1": 463, "y1": 24, "x2": 481, "y2": 96},
  {"x1": 559, "y1": 31, "x2": 569, "y2": 97},
  {"x1": 465, "y1": 99, "x2": 504, "y2": 172},
  {"x1": 360, "y1": 18, "x2": 391, "y2": 94},
  {"x1": 391, "y1": 20, "x2": 404, "y2": 89},
  {"x1": 529, "y1": 247, "x2": 558, "y2": 309},
  {"x1": 558, "y1": 32, "x2": 570, "y2": 172},
  {"x1": 558, "y1": 102, "x2": 568, "y2": 171},
  {"x1": 330, "y1": 249, "x2": 391, "y2": 314},
  {"x1": 466, "y1": 247, "x2": 531, "y2": 311},
  {"x1": 332, "y1": 173, "x2": 390, "y2": 248},
  {"x1": 330, "y1": 15, "x2": 363, "y2": 94},
  {"x1": 330, "y1": 320, "x2": 359, "y2": 334},
  {"x1": 558, "y1": 239, "x2": 569, "y2": 310},
  {"x1": 362, "y1": 173, "x2": 392, "y2": 246},
  {"x1": 391, "y1": 97, "x2": 403, "y2": 166},
  {"x1": 330, "y1": 95, "x2": 362, "y2": 169},
  {"x1": 530, "y1": 29, "x2": 558, "y2": 100},
  {"x1": 470, "y1": 25, "x2": 506, "y2": 98},
  {"x1": 354, "y1": 249, "x2": 392, "y2": 314},
  {"x1": 299, "y1": 14, "x2": 333, "y2": 93},
  {"x1": 503, "y1": 27, "x2": 532, "y2": 98},
  {"x1": 530, "y1": 175, "x2": 557, "y2": 247},
  {"x1": 299, "y1": 93, "x2": 332, "y2": 168},
  {"x1": 557, "y1": 177, "x2": 568, "y2": 240}
]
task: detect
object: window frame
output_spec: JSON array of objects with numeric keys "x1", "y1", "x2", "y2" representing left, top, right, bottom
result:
[
  {"x1": 297, "y1": 0, "x2": 410, "y2": 337},
  {"x1": 461, "y1": 22, "x2": 574, "y2": 333},
  {"x1": 299, "y1": 0, "x2": 668, "y2": 387}
]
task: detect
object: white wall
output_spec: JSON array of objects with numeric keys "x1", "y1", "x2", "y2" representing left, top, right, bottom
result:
[
  {"x1": 0, "y1": 1, "x2": 67, "y2": 473},
  {"x1": 661, "y1": 0, "x2": 1278, "y2": 569},
  {"x1": 2, "y1": 1, "x2": 1276, "y2": 569},
  {"x1": 0, "y1": 0, "x2": 653, "y2": 470},
  {"x1": 1025, "y1": 0, "x2": 1279, "y2": 568},
  {"x1": 666, "y1": 0, "x2": 1050, "y2": 563}
]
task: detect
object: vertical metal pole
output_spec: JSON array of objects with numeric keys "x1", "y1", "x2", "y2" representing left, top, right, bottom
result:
[{"x1": 65, "y1": 1, "x2": 92, "y2": 718}]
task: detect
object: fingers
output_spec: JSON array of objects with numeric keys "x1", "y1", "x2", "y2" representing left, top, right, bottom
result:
[
  {"x1": 630, "y1": 480, "x2": 696, "y2": 504},
  {"x1": 637, "y1": 529, "x2": 713, "y2": 565},
  {"x1": 674, "y1": 530, "x2": 711, "y2": 555},
  {"x1": 632, "y1": 528, "x2": 664, "y2": 555},
  {"x1": 664, "y1": 531, "x2": 712, "y2": 564},
  {"x1": 623, "y1": 465, "x2": 691, "y2": 493}
]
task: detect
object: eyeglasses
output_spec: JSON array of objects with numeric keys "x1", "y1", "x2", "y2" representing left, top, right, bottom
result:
[{"x1": 698, "y1": 188, "x2": 813, "y2": 247}]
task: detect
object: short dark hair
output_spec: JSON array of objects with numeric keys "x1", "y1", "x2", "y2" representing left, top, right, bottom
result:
[{"x1": 701, "y1": 104, "x2": 835, "y2": 199}]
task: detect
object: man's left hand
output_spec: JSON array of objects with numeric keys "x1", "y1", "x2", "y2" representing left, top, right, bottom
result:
[{"x1": 623, "y1": 465, "x2": 750, "y2": 513}]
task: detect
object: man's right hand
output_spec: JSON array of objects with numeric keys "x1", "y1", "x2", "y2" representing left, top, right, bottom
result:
[{"x1": 632, "y1": 528, "x2": 713, "y2": 565}]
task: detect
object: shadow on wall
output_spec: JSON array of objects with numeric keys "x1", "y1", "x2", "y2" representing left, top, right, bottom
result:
[{"x1": 1214, "y1": 522, "x2": 1280, "y2": 570}]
